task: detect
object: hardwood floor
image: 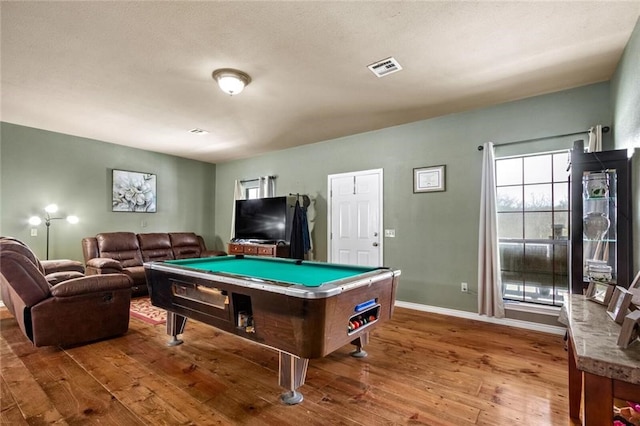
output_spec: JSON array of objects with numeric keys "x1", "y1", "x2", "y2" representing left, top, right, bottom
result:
[{"x1": 1, "y1": 306, "x2": 572, "y2": 425}]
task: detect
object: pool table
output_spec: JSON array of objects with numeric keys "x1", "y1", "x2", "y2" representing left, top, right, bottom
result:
[{"x1": 144, "y1": 255, "x2": 401, "y2": 404}]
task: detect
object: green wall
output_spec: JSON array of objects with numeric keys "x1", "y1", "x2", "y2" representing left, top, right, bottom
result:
[
  {"x1": 1, "y1": 79, "x2": 624, "y2": 313},
  {"x1": 611, "y1": 17, "x2": 640, "y2": 275},
  {"x1": 0, "y1": 123, "x2": 218, "y2": 261},
  {"x1": 214, "y1": 82, "x2": 611, "y2": 312}
]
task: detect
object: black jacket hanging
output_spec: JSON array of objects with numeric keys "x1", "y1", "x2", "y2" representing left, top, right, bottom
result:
[{"x1": 290, "y1": 200, "x2": 305, "y2": 260}]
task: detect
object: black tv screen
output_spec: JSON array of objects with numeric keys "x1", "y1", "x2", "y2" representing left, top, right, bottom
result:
[{"x1": 234, "y1": 197, "x2": 289, "y2": 243}]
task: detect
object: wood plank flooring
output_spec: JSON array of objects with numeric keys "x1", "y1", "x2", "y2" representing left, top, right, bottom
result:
[{"x1": 0, "y1": 306, "x2": 573, "y2": 425}]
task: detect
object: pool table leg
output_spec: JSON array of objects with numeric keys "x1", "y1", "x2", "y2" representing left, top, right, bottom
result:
[
  {"x1": 350, "y1": 331, "x2": 369, "y2": 358},
  {"x1": 166, "y1": 311, "x2": 187, "y2": 347},
  {"x1": 278, "y1": 352, "x2": 309, "y2": 405}
]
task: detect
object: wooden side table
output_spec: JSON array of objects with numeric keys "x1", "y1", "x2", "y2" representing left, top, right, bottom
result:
[{"x1": 228, "y1": 242, "x2": 290, "y2": 258}]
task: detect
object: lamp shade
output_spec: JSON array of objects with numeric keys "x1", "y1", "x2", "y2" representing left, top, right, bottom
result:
[
  {"x1": 45, "y1": 204, "x2": 58, "y2": 214},
  {"x1": 212, "y1": 68, "x2": 251, "y2": 95}
]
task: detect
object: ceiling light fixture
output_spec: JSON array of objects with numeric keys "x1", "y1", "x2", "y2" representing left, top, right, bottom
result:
[{"x1": 212, "y1": 68, "x2": 251, "y2": 96}]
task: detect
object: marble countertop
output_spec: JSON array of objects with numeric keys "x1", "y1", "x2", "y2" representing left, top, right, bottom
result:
[{"x1": 561, "y1": 294, "x2": 640, "y2": 384}]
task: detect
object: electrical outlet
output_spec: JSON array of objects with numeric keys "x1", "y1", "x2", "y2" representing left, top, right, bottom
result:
[{"x1": 461, "y1": 282, "x2": 468, "y2": 292}]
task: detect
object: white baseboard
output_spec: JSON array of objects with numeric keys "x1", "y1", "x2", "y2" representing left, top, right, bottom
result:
[{"x1": 395, "y1": 300, "x2": 566, "y2": 335}]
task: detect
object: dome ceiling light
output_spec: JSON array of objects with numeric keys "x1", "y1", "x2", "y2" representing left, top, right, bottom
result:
[{"x1": 212, "y1": 68, "x2": 251, "y2": 96}]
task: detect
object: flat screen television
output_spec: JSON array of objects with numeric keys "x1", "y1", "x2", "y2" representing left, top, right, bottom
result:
[{"x1": 234, "y1": 196, "x2": 294, "y2": 243}]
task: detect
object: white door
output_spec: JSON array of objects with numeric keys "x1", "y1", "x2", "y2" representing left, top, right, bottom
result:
[{"x1": 328, "y1": 169, "x2": 383, "y2": 266}]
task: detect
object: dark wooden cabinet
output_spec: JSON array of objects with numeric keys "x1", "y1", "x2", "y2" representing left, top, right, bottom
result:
[
  {"x1": 570, "y1": 141, "x2": 633, "y2": 294},
  {"x1": 228, "y1": 242, "x2": 290, "y2": 258}
]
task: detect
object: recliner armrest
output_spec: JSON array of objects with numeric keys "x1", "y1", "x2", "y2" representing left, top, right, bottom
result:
[
  {"x1": 41, "y1": 259, "x2": 85, "y2": 275},
  {"x1": 46, "y1": 271, "x2": 85, "y2": 286},
  {"x1": 50, "y1": 274, "x2": 132, "y2": 297},
  {"x1": 86, "y1": 257, "x2": 124, "y2": 271}
]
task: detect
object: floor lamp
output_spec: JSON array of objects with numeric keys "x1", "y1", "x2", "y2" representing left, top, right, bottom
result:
[{"x1": 28, "y1": 204, "x2": 78, "y2": 259}]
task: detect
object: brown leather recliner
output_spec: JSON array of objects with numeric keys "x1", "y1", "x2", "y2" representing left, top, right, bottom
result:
[
  {"x1": 0, "y1": 236, "x2": 85, "y2": 285},
  {"x1": 0, "y1": 238, "x2": 132, "y2": 347}
]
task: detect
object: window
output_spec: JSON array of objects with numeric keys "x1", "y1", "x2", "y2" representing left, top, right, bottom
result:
[
  {"x1": 496, "y1": 151, "x2": 570, "y2": 306},
  {"x1": 246, "y1": 186, "x2": 259, "y2": 199},
  {"x1": 244, "y1": 181, "x2": 260, "y2": 199}
]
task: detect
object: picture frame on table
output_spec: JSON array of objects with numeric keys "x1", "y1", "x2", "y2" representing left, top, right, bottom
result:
[
  {"x1": 630, "y1": 271, "x2": 640, "y2": 307},
  {"x1": 585, "y1": 281, "x2": 615, "y2": 305},
  {"x1": 413, "y1": 165, "x2": 445, "y2": 193},
  {"x1": 631, "y1": 271, "x2": 640, "y2": 289},
  {"x1": 616, "y1": 310, "x2": 640, "y2": 348},
  {"x1": 607, "y1": 286, "x2": 634, "y2": 324}
]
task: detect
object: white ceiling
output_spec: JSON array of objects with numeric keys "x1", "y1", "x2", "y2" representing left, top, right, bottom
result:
[{"x1": 2, "y1": 2, "x2": 639, "y2": 163}]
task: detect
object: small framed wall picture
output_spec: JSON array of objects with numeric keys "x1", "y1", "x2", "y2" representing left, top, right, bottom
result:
[
  {"x1": 607, "y1": 286, "x2": 634, "y2": 324},
  {"x1": 616, "y1": 310, "x2": 640, "y2": 348},
  {"x1": 585, "y1": 281, "x2": 615, "y2": 305},
  {"x1": 413, "y1": 165, "x2": 445, "y2": 193}
]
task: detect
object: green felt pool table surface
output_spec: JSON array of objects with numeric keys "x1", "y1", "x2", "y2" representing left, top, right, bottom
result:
[{"x1": 165, "y1": 256, "x2": 378, "y2": 287}]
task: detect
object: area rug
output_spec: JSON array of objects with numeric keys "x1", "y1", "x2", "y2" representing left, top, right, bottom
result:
[{"x1": 130, "y1": 297, "x2": 166, "y2": 325}]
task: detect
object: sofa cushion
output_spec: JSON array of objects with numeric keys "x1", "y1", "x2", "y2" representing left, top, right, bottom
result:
[
  {"x1": 169, "y1": 232, "x2": 202, "y2": 259},
  {"x1": 96, "y1": 232, "x2": 143, "y2": 268},
  {"x1": 138, "y1": 233, "x2": 175, "y2": 262},
  {"x1": 122, "y1": 266, "x2": 147, "y2": 295}
]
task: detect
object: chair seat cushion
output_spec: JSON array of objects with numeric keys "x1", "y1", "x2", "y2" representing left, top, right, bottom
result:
[{"x1": 123, "y1": 266, "x2": 146, "y2": 284}]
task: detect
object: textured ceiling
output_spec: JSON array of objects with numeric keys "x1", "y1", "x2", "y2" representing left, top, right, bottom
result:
[{"x1": 1, "y1": 2, "x2": 639, "y2": 163}]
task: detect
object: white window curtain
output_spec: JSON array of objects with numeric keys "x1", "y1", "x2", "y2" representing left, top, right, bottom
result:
[
  {"x1": 258, "y1": 175, "x2": 276, "y2": 198},
  {"x1": 478, "y1": 142, "x2": 505, "y2": 318},
  {"x1": 587, "y1": 124, "x2": 603, "y2": 153},
  {"x1": 230, "y1": 180, "x2": 245, "y2": 240}
]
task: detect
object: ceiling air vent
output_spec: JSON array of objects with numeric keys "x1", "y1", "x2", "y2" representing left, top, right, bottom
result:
[
  {"x1": 367, "y1": 57, "x2": 403, "y2": 78},
  {"x1": 189, "y1": 128, "x2": 209, "y2": 135}
]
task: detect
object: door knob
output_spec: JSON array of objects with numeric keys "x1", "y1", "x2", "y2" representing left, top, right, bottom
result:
[{"x1": 372, "y1": 242, "x2": 379, "y2": 247}]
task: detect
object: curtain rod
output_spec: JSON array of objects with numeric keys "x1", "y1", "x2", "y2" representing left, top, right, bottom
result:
[
  {"x1": 477, "y1": 126, "x2": 610, "y2": 151},
  {"x1": 240, "y1": 175, "x2": 276, "y2": 184}
]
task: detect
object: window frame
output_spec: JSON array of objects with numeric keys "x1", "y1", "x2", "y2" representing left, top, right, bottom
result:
[{"x1": 495, "y1": 150, "x2": 570, "y2": 307}]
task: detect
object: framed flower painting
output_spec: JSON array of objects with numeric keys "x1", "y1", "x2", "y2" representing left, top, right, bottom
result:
[{"x1": 112, "y1": 169, "x2": 157, "y2": 212}]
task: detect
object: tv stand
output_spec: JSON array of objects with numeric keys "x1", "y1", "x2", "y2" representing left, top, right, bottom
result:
[{"x1": 228, "y1": 241, "x2": 290, "y2": 258}]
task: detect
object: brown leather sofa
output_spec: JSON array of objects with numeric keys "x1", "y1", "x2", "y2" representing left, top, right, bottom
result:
[
  {"x1": 82, "y1": 232, "x2": 226, "y2": 296},
  {"x1": 0, "y1": 238, "x2": 132, "y2": 347}
]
